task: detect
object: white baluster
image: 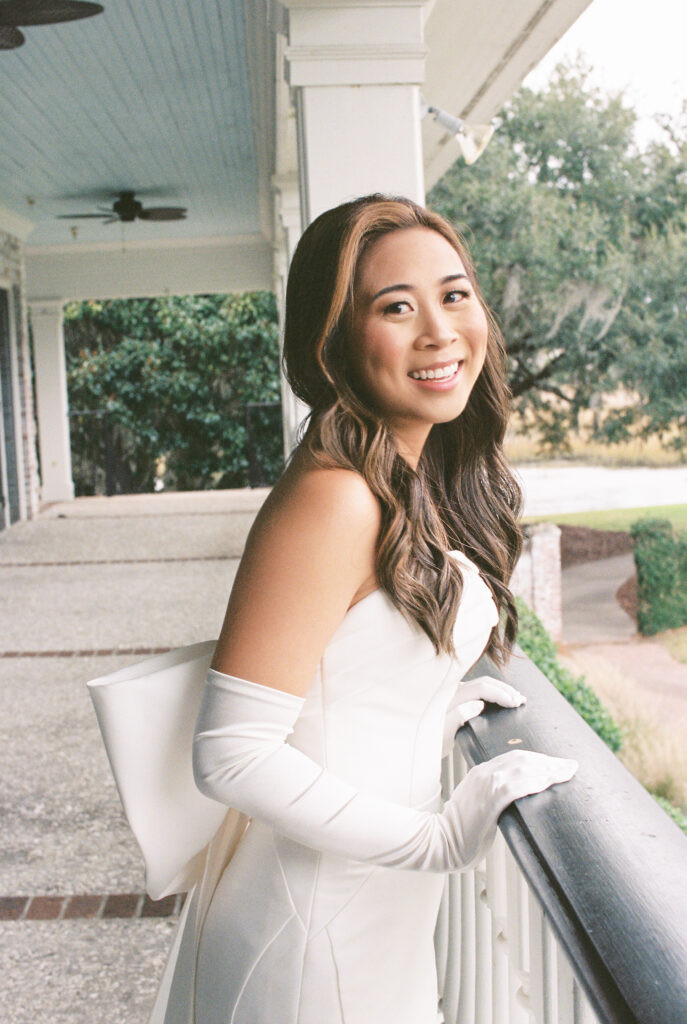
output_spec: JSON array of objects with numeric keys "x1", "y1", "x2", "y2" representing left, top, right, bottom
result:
[
  {"x1": 442, "y1": 870, "x2": 462, "y2": 1024},
  {"x1": 435, "y1": 875, "x2": 449, "y2": 1003},
  {"x1": 542, "y1": 914, "x2": 559, "y2": 1023},
  {"x1": 435, "y1": 753, "x2": 454, "y2": 1006},
  {"x1": 441, "y1": 748, "x2": 464, "y2": 1024},
  {"x1": 528, "y1": 889, "x2": 546, "y2": 1023},
  {"x1": 506, "y1": 848, "x2": 532, "y2": 1021},
  {"x1": 557, "y1": 943, "x2": 576, "y2": 1024},
  {"x1": 487, "y1": 834, "x2": 509, "y2": 1024},
  {"x1": 456, "y1": 866, "x2": 477, "y2": 1023},
  {"x1": 474, "y1": 862, "x2": 492, "y2": 1024},
  {"x1": 453, "y1": 749, "x2": 476, "y2": 1024},
  {"x1": 573, "y1": 978, "x2": 600, "y2": 1024}
]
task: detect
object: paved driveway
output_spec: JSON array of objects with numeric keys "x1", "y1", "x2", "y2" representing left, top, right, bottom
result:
[
  {"x1": 518, "y1": 464, "x2": 687, "y2": 517},
  {"x1": 561, "y1": 554, "x2": 637, "y2": 645}
]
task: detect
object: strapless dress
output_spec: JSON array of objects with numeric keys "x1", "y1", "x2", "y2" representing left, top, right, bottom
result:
[{"x1": 193, "y1": 551, "x2": 499, "y2": 1024}]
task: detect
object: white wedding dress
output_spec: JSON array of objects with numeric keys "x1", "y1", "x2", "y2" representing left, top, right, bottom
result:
[{"x1": 193, "y1": 551, "x2": 499, "y2": 1024}]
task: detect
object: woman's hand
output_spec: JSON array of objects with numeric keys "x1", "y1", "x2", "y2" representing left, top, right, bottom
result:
[
  {"x1": 442, "y1": 674, "x2": 526, "y2": 755},
  {"x1": 443, "y1": 750, "x2": 578, "y2": 868},
  {"x1": 455, "y1": 674, "x2": 525, "y2": 710}
]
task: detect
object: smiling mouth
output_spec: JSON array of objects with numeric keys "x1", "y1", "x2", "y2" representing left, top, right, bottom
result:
[{"x1": 408, "y1": 360, "x2": 462, "y2": 381}]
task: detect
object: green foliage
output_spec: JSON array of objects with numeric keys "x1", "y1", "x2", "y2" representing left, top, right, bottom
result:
[
  {"x1": 515, "y1": 596, "x2": 623, "y2": 751},
  {"x1": 630, "y1": 518, "x2": 687, "y2": 634},
  {"x1": 64, "y1": 293, "x2": 283, "y2": 493},
  {"x1": 515, "y1": 598, "x2": 687, "y2": 836},
  {"x1": 428, "y1": 60, "x2": 687, "y2": 454},
  {"x1": 653, "y1": 794, "x2": 687, "y2": 836},
  {"x1": 610, "y1": 225, "x2": 687, "y2": 452}
]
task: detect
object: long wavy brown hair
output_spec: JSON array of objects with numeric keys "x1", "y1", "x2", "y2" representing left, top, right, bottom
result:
[{"x1": 283, "y1": 194, "x2": 523, "y2": 663}]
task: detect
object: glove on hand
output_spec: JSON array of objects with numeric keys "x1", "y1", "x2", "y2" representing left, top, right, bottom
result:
[
  {"x1": 193, "y1": 669, "x2": 577, "y2": 873},
  {"x1": 442, "y1": 674, "x2": 526, "y2": 756}
]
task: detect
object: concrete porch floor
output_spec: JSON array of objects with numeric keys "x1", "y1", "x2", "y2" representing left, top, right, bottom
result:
[{"x1": 1, "y1": 489, "x2": 269, "y2": 1024}]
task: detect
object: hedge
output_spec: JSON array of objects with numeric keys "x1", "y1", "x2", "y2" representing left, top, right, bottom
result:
[
  {"x1": 515, "y1": 599, "x2": 687, "y2": 836},
  {"x1": 515, "y1": 597, "x2": 623, "y2": 752},
  {"x1": 630, "y1": 518, "x2": 687, "y2": 635},
  {"x1": 653, "y1": 795, "x2": 687, "y2": 836}
]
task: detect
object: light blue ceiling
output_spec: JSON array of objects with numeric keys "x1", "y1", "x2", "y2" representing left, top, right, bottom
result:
[{"x1": 0, "y1": 0, "x2": 264, "y2": 246}]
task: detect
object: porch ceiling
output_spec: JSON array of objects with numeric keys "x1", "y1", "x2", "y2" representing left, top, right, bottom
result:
[
  {"x1": 0, "y1": 0, "x2": 592, "y2": 266},
  {"x1": 0, "y1": 0, "x2": 271, "y2": 248}
]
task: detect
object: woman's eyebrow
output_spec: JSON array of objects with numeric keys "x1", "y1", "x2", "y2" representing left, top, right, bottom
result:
[{"x1": 370, "y1": 273, "x2": 468, "y2": 302}]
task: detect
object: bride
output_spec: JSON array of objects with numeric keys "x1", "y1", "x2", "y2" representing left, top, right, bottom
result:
[{"x1": 91, "y1": 193, "x2": 576, "y2": 1024}]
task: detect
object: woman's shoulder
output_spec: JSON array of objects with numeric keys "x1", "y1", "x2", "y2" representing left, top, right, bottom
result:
[
  {"x1": 260, "y1": 447, "x2": 381, "y2": 539},
  {"x1": 212, "y1": 448, "x2": 381, "y2": 688}
]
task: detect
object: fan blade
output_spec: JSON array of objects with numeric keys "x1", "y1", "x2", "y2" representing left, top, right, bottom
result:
[
  {"x1": 138, "y1": 207, "x2": 187, "y2": 221},
  {"x1": 0, "y1": 1, "x2": 103, "y2": 27},
  {"x1": 0, "y1": 24, "x2": 24, "y2": 45},
  {"x1": 55, "y1": 188, "x2": 160, "y2": 202},
  {"x1": 56, "y1": 212, "x2": 111, "y2": 219}
]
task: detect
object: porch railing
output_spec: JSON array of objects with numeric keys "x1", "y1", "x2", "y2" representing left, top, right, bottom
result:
[{"x1": 437, "y1": 646, "x2": 687, "y2": 1024}]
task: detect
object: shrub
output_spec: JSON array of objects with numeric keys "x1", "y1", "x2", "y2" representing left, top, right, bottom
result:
[
  {"x1": 515, "y1": 598, "x2": 687, "y2": 834},
  {"x1": 64, "y1": 293, "x2": 283, "y2": 493},
  {"x1": 515, "y1": 597, "x2": 623, "y2": 752},
  {"x1": 653, "y1": 795, "x2": 687, "y2": 837},
  {"x1": 630, "y1": 518, "x2": 687, "y2": 635}
]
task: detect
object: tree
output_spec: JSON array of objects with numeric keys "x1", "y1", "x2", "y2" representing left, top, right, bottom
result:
[
  {"x1": 428, "y1": 60, "x2": 687, "y2": 452},
  {"x1": 608, "y1": 225, "x2": 687, "y2": 450},
  {"x1": 64, "y1": 292, "x2": 282, "y2": 493}
]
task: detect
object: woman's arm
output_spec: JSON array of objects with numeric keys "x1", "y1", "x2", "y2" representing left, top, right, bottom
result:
[
  {"x1": 194, "y1": 466, "x2": 577, "y2": 873},
  {"x1": 193, "y1": 669, "x2": 576, "y2": 872}
]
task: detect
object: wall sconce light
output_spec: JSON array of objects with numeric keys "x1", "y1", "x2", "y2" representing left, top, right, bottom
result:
[{"x1": 420, "y1": 97, "x2": 494, "y2": 165}]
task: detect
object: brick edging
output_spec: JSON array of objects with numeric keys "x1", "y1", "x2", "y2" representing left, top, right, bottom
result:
[
  {"x1": 0, "y1": 555, "x2": 234, "y2": 568},
  {"x1": 1, "y1": 647, "x2": 171, "y2": 658},
  {"x1": 0, "y1": 893, "x2": 185, "y2": 921}
]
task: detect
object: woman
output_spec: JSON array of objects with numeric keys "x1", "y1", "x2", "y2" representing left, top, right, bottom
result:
[{"x1": 187, "y1": 194, "x2": 577, "y2": 1024}]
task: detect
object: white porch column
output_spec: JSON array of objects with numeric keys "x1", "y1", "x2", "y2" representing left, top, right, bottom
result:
[
  {"x1": 29, "y1": 300, "x2": 74, "y2": 503},
  {"x1": 284, "y1": 1, "x2": 428, "y2": 225},
  {"x1": 273, "y1": 175, "x2": 310, "y2": 456}
]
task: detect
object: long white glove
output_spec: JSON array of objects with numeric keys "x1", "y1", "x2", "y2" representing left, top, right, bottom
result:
[{"x1": 193, "y1": 669, "x2": 577, "y2": 873}]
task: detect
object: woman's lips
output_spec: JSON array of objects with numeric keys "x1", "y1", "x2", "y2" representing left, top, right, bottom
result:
[{"x1": 408, "y1": 361, "x2": 463, "y2": 390}]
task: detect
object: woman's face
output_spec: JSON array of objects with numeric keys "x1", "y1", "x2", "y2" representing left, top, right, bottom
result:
[{"x1": 348, "y1": 226, "x2": 489, "y2": 465}]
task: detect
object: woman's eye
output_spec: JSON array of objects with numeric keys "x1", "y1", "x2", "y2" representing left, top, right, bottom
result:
[
  {"x1": 444, "y1": 289, "x2": 470, "y2": 305},
  {"x1": 383, "y1": 300, "x2": 411, "y2": 315}
]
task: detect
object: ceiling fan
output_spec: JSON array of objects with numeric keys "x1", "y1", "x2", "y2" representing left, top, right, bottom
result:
[
  {"x1": 58, "y1": 191, "x2": 187, "y2": 224},
  {"x1": 0, "y1": 1, "x2": 103, "y2": 51}
]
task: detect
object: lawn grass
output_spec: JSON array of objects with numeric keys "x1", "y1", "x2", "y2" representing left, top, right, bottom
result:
[
  {"x1": 523, "y1": 504, "x2": 687, "y2": 533},
  {"x1": 505, "y1": 410, "x2": 687, "y2": 468},
  {"x1": 655, "y1": 625, "x2": 687, "y2": 664},
  {"x1": 559, "y1": 645, "x2": 687, "y2": 815}
]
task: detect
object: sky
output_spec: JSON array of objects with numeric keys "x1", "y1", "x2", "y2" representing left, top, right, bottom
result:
[{"x1": 523, "y1": 0, "x2": 687, "y2": 146}]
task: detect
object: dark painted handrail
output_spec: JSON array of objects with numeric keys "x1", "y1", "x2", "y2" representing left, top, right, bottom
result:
[{"x1": 458, "y1": 646, "x2": 687, "y2": 1024}]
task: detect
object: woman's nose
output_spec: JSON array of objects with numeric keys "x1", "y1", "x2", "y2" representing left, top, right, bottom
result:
[{"x1": 416, "y1": 307, "x2": 456, "y2": 348}]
